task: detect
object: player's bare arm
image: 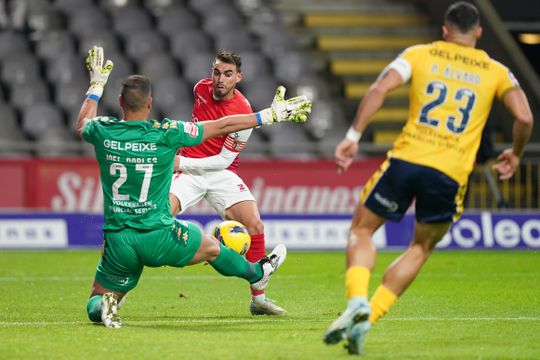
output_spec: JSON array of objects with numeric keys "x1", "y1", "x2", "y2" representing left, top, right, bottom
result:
[
  {"x1": 76, "y1": 46, "x2": 113, "y2": 137},
  {"x1": 76, "y1": 98, "x2": 99, "y2": 137},
  {"x1": 335, "y1": 69, "x2": 403, "y2": 174},
  {"x1": 492, "y1": 87, "x2": 534, "y2": 180},
  {"x1": 199, "y1": 115, "x2": 258, "y2": 141}
]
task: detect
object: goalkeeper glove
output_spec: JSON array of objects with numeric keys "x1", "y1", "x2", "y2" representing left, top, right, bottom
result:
[
  {"x1": 256, "y1": 86, "x2": 312, "y2": 125},
  {"x1": 85, "y1": 46, "x2": 114, "y2": 99}
]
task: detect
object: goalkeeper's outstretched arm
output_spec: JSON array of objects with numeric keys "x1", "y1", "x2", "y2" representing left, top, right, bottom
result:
[{"x1": 199, "y1": 86, "x2": 311, "y2": 141}]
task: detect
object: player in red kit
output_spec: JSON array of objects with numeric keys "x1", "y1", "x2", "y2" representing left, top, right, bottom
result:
[{"x1": 169, "y1": 50, "x2": 287, "y2": 315}]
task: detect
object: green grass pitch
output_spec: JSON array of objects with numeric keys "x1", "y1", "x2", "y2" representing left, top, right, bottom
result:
[{"x1": 0, "y1": 250, "x2": 539, "y2": 359}]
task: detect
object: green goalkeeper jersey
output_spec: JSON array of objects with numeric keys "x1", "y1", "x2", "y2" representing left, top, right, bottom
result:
[{"x1": 82, "y1": 116, "x2": 204, "y2": 231}]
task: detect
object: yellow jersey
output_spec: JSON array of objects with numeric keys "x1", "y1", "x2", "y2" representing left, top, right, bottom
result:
[{"x1": 387, "y1": 40, "x2": 519, "y2": 184}]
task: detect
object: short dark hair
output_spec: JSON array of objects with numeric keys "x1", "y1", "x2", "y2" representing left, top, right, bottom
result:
[
  {"x1": 214, "y1": 50, "x2": 242, "y2": 71},
  {"x1": 120, "y1": 75, "x2": 151, "y2": 112},
  {"x1": 444, "y1": 1, "x2": 480, "y2": 33}
]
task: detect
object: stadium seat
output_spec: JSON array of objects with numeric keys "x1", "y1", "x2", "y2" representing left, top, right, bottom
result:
[
  {"x1": 214, "y1": 30, "x2": 258, "y2": 52},
  {"x1": 202, "y1": 11, "x2": 245, "y2": 37},
  {"x1": 235, "y1": 0, "x2": 265, "y2": 16},
  {"x1": 159, "y1": 100, "x2": 194, "y2": 122},
  {"x1": 236, "y1": 0, "x2": 281, "y2": 21},
  {"x1": 55, "y1": 79, "x2": 88, "y2": 113},
  {"x1": 156, "y1": 6, "x2": 200, "y2": 38},
  {"x1": 181, "y1": 52, "x2": 214, "y2": 85},
  {"x1": 35, "y1": 30, "x2": 77, "y2": 61},
  {"x1": 236, "y1": 52, "x2": 272, "y2": 84},
  {"x1": 124, "y1": 30, "x2": 167, "y2": 60},
  {"x1": 36, "y1": 127, "x2": 80, "y2": 157},
  {"x1": 102, "y1": 83, "x2": 122, "y2": 112},
  {"x1": 104, "y1": 53, "x2": 135, "y2": 90},
  {"x1": 109, "y1": 6, "x2": 154, "y2": 37},
  {"x1": 27, "y1": 7, "x2": 65, "y2": 37},
  {"x1": 99, "y1": 0, "x2": 141, "y2": 11},
  {"x1": 316, "y1": 128, "x2": 350, "y2": 158},
  {"x1": 289, "y1": 76, "x2": 331, "y2": 101},
  {"x1": 263, "y1": 122, "x2": 315, "y2": 158},
  {"x1": 46, "y1": 54, "x2": 86, "y2": 85},
  {"x1": 21, "y1": 103, "x2": 65, "y2": 140},
  {"x1": 100, "y1": 54, "x2": 136, "y2": 111},
  {"x1": 245, "y1": 7, "x2": 283, "y2": 37},
  {"x1": 1, "y1": 56, "x2": 41, "y2": 85},
  {"x1": 169, "y1": 31, "x2": 213, "y2": 62},
  {"x1": 0, "y1": 103, "x2": 19, "y2": 131},
  {"x1": 26, "y1": 0, "x2": 53, "y2": 12},
  {"x1": 10, "y1": 82, "x2": 50, "y2": 110},
  {"x1": 153, "y1": 78, "x2": 193, "y2": 113},
  {"x1": 55, "y1": 0, "x2": 97, "y2": 15},
  {"x1": 144, "y1": 0, "x2": 185, "y2": 16},
  {"x1": 68, "y1": 6, "x2": 109, "y2": 37},
  {"x1": 273, "y1": 51, "x2": 313, "y2": 85},
  {"x1": 0, "y1": 32, "x2": 30, "y2": 60},
  {"x1": 304, "y1": 99, "x2": 347, "y2": 140},
  {"x1": 81, "y1": 139, "x2": 96, "y2": 156},
  {"x1": 259, "y1": 29, "x2": 300, "y2": 57},
  {"x1": 136, "y1": 54, "x2": 180, "y2": 83},
  {"x1": 0, "y1": 127, "x2": 31, "y2": 156},
  {"x1": 0, "y1": 0, "x2": 338, "y2": 159},
  {"x1": 240, "y1": 75, "x2": 278, "y2": 111},
  {"x1": 78, "y1": 31, "x2": 121, "y2": 57},
  {"x1": 188, "y1": 0, "x2": 228, "y2": 15}
]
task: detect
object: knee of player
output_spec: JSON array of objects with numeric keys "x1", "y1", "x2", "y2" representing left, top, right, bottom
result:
[{"x1": 245, "y1": 219, "x2": 264, "y2": 235}]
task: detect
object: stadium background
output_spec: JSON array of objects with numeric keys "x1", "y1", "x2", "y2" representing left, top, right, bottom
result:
[{"x1": 0, "y1": 0, "x2": 538, "y2": 250}]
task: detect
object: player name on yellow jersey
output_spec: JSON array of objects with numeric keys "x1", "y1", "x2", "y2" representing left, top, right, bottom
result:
[
  {"x1": 388, "y1": 41, "x2": 519, "y2": 185},
  {"x1": 428, "y1": 48, "x2": 490, "y2": 69}
]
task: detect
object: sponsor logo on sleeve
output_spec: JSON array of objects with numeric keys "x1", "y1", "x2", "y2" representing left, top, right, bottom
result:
[
  {"x1": 224, "y1": 137, "x2": 245, "y2": 152},
  {"x1": 183, "y1": 122, "x2": 199, "y2": 138}
]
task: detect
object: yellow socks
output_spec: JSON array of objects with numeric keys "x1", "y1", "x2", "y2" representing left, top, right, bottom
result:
[
  {"x1": 345, "y1": 266, "x2": 370, "y2": 298},
  {"x1": 368, "y1": 285, "x2": 398, "y2": 325},
  {"x1": 345, "y1": 267, "x2": 398, "y2": 325}
]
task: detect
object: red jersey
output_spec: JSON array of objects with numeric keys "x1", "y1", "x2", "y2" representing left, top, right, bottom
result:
[{"x1": 180, "y1": 78, "x2": 253, "y2": 172}]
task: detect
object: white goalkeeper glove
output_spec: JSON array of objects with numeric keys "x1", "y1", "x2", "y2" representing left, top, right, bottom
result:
[
  {"x1": 85, "y1": 46, "x2": 113, "y2": 99},
  {"x1": 256, "y1": 86, "x2": 312, "y2": 126}
]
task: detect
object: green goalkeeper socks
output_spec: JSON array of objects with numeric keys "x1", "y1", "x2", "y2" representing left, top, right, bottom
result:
[
  {"x1": 86, "y1": 295, "x2": 102, "y2": 322},
  {"x1": 210, "y1": 243, "x2": 263, "y2": 283}
]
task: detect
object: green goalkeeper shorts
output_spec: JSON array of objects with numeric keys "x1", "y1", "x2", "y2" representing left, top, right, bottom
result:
[{"x1": 94, "y1": 220, "x2": 202, "y2": 292}]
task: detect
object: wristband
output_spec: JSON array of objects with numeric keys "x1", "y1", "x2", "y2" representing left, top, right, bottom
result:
[
  {"x1": 255, "y1": 112, "x2": 263, "y2": 126},
  {"x1": 345, "y1": 127, "x2": 362, "y2": 142},
  {"x1": 86, "y1": 84, "x2": 104, "y2": 98},
  {"x1": 86, "y1": 94, "x2": 100, "y2": 103},
  {"x1": 255, "y1": 109, "x2": 273, "y2": 126}
]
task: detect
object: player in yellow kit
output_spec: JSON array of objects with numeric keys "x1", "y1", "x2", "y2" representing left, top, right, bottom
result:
[{"x1": 323, "y1": 1, "x2": 533, "y2": 355}]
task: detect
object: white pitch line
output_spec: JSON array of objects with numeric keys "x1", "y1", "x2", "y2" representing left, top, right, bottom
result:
[
  {"x1": 0, "y1": 274, "x2": 326, "y2": 282},
  {"x1": 0, "y1": 272, "x2": 536, "y2": 282},
  {"x1": 0, "y1": 317, "x2": 539, "y2": 326}
]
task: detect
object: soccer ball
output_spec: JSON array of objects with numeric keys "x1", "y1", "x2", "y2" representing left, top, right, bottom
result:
[{"x1": 213, "y1": 220, "x2": 251, "y2": 256}]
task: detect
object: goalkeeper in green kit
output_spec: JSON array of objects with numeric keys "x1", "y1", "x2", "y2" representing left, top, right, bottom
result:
[{"x1": 78, "y1": 46, "x2": 312, "y2": 328}]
